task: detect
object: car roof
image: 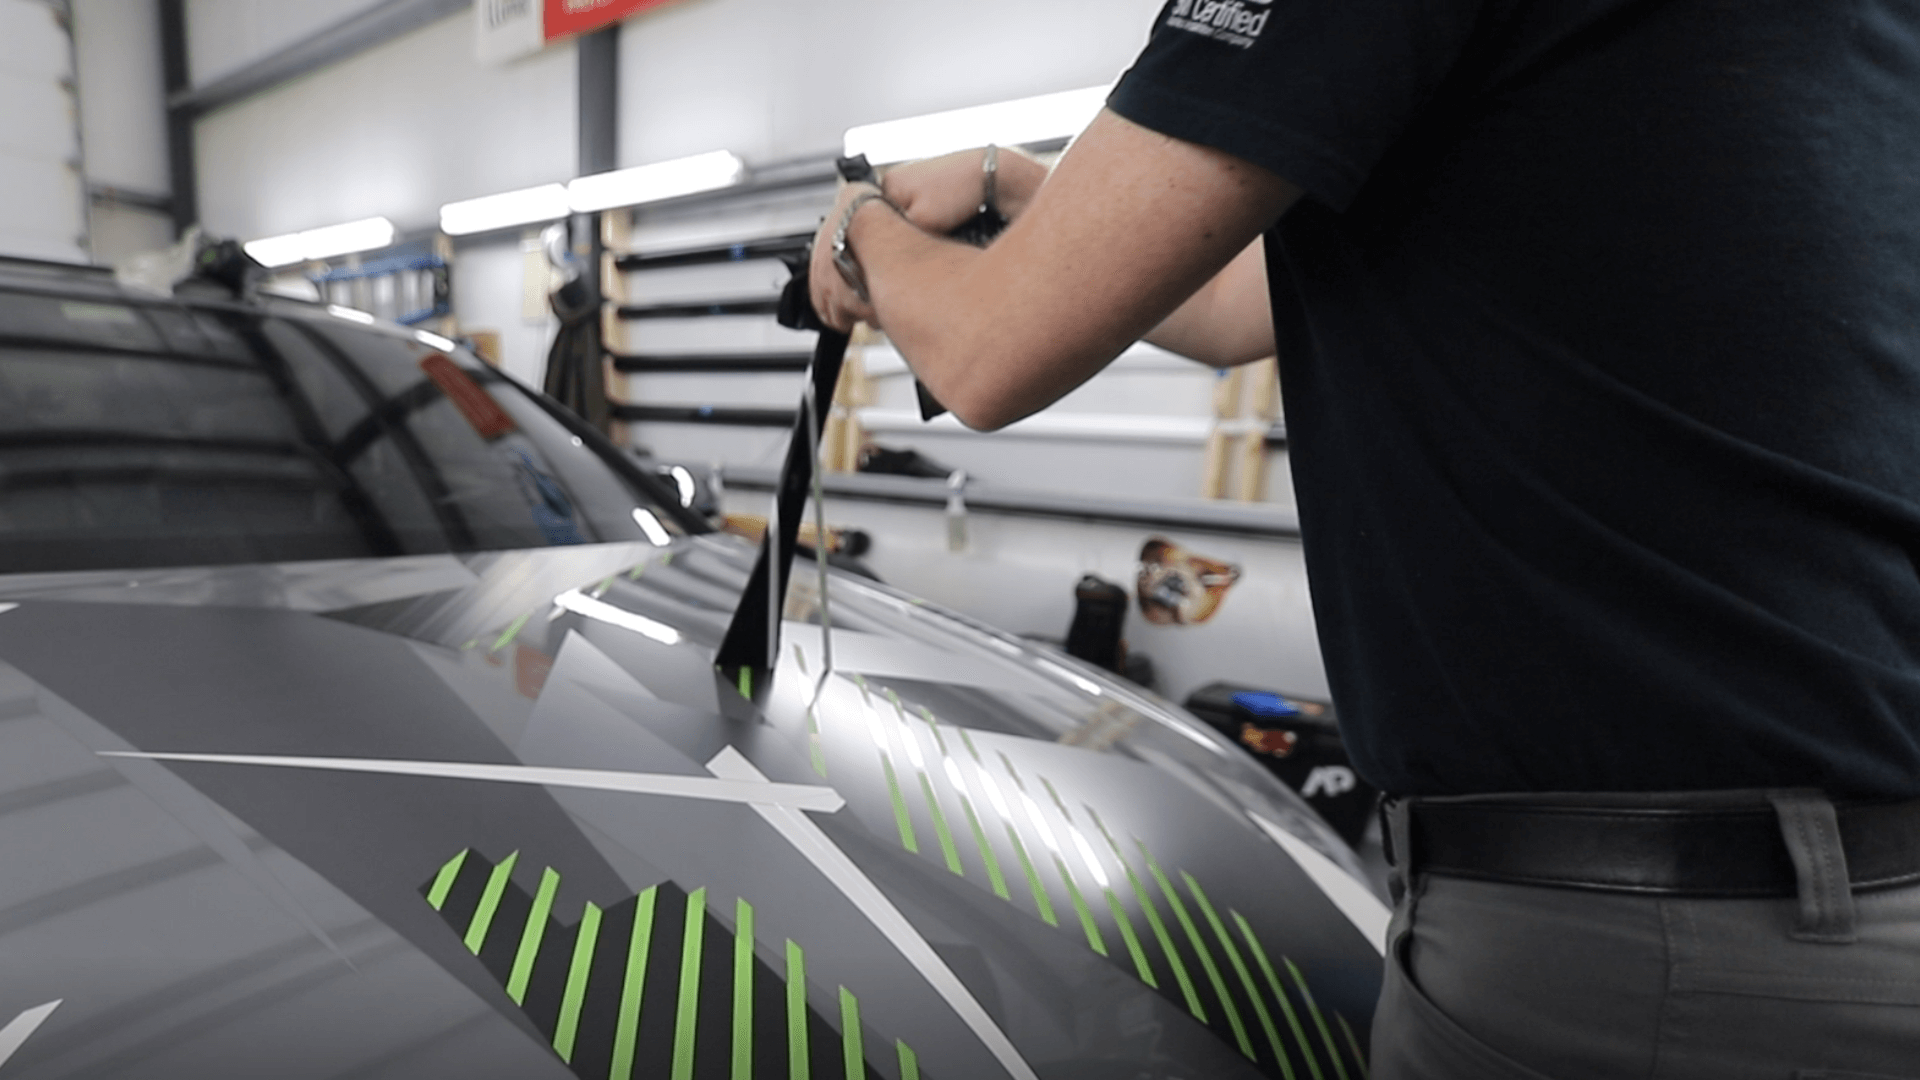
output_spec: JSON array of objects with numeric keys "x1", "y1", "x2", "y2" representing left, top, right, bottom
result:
[{"x1": 0, "y1": 251, "x2": 335, "y2": 320}]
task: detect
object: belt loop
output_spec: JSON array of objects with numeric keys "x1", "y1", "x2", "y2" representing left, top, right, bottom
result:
[
  {"x1": 1382, "y1": 796, "x2": 1414, "y2": 905},
  {"x1": 1767, "y1": 790, "x2": 1857, "y2": 944}
]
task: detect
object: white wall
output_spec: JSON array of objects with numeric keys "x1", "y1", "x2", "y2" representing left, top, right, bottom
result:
[
  {"x1": 73, "y1": 0, "x2": 169, "y2": 194},
  {"x1": 452, "y1": 234, "x2": 559, "y2": 387},
  {"x1": 195, "y1": 11, "x2": 575, "y2": 240},
  {"x1": 72, "y1": 0, "x2": 174, "y2": 264},
  {"x1": 185, "y1": 0, "x2": 388, "y2": 87},
  {"x1": 0, "y1": 0, "x2": 86, "y2": 262},
  {"x1": 616, "y1": 0, "x2": 1168, "y2": 167}
]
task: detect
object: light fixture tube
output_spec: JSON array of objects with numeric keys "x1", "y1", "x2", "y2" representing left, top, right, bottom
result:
[
  {"x1": 843, "y1": 85, "x2": 1110, "y2": 165},
  {"x1": 244, "y1": 216, "x2": 395, "y2": 268},
  {"x1": 438, "y1": 183, "x2": 570, "y2": 236},
  {"x1": 568, "y1": 150, "x2": 746, "y2": 213}
]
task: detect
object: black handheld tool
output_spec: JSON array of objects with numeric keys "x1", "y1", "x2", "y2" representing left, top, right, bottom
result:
[{"x1": 714, "y1": 153, "x2": 1009, "y2": 696}]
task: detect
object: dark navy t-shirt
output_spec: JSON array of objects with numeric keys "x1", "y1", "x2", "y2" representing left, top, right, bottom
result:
[{"x1": 1111, "y1": 0, "x2": 1920, "y2": 797}]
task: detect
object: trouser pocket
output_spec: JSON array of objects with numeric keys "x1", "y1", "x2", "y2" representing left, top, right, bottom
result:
[{"x1": 1370, "y1": 927, "x2": 1557, "y2": 1080}]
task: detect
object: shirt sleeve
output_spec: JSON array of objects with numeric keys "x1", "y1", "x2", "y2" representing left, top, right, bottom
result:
[{"x1": 1108, "y1": 0, "x2": 1487, "y2": 211}]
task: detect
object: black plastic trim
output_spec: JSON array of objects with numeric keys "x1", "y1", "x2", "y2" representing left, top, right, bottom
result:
[
  {"x1": 609, "y1": 352, "x2": 812, "y2": 374},
  {"x1": 719, "y1": 465, "x2": 1303, "y2": 538},
  {"x1": 613, "y1": 405, "x2": 797, "y2": 428},
  {"x1": 616, "y1": 299, "x2": 781, "y2": 320},
  {"x1": 613, "y1": 234, "x2": 810, "y2": 273}
]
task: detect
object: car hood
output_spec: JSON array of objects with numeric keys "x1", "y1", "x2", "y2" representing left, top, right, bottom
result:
[{"x1": 0, "y1": 537, "x2": 1382, "y2": 1080}]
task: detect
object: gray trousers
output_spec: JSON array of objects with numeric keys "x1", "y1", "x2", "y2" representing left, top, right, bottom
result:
[{"x1": 1371, "y1": 793, "x2": 1920, "y2": 1079}]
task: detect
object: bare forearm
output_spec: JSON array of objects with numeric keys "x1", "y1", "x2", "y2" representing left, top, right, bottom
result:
[
  {"x1": 813, "y1": 110, "x2": 1299, "y2": 431},
  {"x1": 1144, "y1": 237, "x2": 1276, "y2": 368},
  {"x1": 851, "y1": 206, "x2": 1167, "y2": 430}
]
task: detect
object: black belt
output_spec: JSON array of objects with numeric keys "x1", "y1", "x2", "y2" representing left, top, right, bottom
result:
[{"x1": 1385, "y1": 796, "x2": 1920, "y2": 896}]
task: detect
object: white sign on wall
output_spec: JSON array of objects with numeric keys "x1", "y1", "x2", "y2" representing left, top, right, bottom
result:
[{"x1": 475, "y1": 0, "x2": 544, "y2": 64}]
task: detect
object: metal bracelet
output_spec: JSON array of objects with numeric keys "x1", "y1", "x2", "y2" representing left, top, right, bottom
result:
[
  {"x1": 831, "y1": 187, "x2": 892, "y2": 303},
  {"x1": 980, "y1": 143, "x2": 998, "y2": 216}
]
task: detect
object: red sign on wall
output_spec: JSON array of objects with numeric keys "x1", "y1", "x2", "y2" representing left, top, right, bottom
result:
[
  {"x1": 542, "y1": 0, "x2": 683, "y2": 41},
  {"x1": 477, "y1": 0, "x2": 687, "y2": 64}
]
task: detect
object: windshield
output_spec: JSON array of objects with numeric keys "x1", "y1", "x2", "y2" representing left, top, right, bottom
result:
[{"x1": 0, "y1": 288, "x2": 695, "y2": 573}]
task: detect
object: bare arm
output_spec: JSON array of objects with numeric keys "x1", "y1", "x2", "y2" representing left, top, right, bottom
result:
[
  {"x1": 1144, "y1": 237, "x2": 1275, "y2": 368},
  {"x1": 811, "y1": 110, "x2": 1299, "y2": 430}
]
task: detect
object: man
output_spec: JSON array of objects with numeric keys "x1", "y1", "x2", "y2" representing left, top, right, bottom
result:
[{"x1": 810, "y1": 2, "x2": 1920, "y2": 1077}]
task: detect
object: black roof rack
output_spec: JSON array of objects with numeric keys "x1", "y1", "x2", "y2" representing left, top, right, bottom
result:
[{"x1": 0, "y1": 253, "x2": 114, "y2": 276}]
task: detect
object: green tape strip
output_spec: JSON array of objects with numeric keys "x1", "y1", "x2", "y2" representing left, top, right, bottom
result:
[
  {"x1": 1036, "y1": 778, "x2": 1107, "y2": 957},
  {"x1": 555, "y1": 901, "x2": 602, "y2": 1063},
  {"x1": 1336, "y1": 1013, "x2": 1369, "y2": 1080},
  {"x1": 612, "y1": 886, "x2": 659, "y2": 1080},
  {"x1": 1105, "y1": 889, "x2": 1157, "y2": 988},
  {"x1": 738, "y1": 668, "x2": 754, "y2": 700},
  {"x1": 673, "y1": 888, "x2": 708, "y2": 1080},
  {"x1": 786, "y1": 941, "x2": 809, "y2": 1080},
  {"x1": 838, "y1": 987, "x2": 863, "y2": 1080},
  {"x1": 491, "y1": 611, "x2": 532, "y2": 652},
  {"x1": 1056, "y1": 855, "x2": 1109, "y2": 957},
  {"x1": 913, "y1": 706, "x2": 947, "y2": 750},
  {"x1": 887, "y1": 700, "x2": 958, "y2": 870},
  {"x1": 734, "y1": 899, "x2": 755, "y2": 1080},
  {"x1": 806, "y1": 705, "x2": 827, "y2": 778},
  {"x1": 1187, "y1": 876, "x2": 1285, "y2": 1070},
  {"x1": 1235, "y1": 911, "x2": 1321, "y2": 1080},
  {"x1": 997, "y1": 753, "x2": 1064, "y2": 928},
  {"x1": 1141, "y1": 841, "x2": 1248, "y2": 1055},
  {"x1": 878, "y1": 753, "x2": 918, "y2": 853},
  {"x1": 917, "y1": 771, "x2": 965, "y2": 876},
  {"x1": 425, "y1": 849, "x2": 468, "y2": 910},
  {"x1": 593, "y1": 575, "x2": 616, "y2": 598},
  {"x1": 1087, "y1": 808, "x2": 1192, "y2": 1013},
  {"x1": 508, "y1": 867, "x2": 561, "y2": 1004},
  {"x1": 956, "y1": 730, "x2": 1050, "y2": 920},
  {"x1": 465, "y1": 850, "x2": 520, "y2": 954},
  {"x1": 1005, "y1": 821, "x2": 1057, "y2": 926},
  {"x1": 1287, "y1": 956, "x2": 1349, "y2": 1080},
  {"x1": 958, "y1": 791, "x2": 1010, "y2": 900},
  {"x1": 921, "y1": 710, "x2": 1005, "y2": 896},
  {"x1": 897, "y1": 1040, "x2": 919, "y2": 1080}
]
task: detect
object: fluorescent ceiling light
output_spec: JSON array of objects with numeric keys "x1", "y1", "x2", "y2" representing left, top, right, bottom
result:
[
  {"x1": 843, "y1": 85, "x2": 1110, "y2": 165},
  {"x1": 439, "y1": 183, "x2": 570, "y2": 236},
  {"x1": 569, "y1": 151, "x2": 746, "y2": 213},
  {"x1": 244, "y1": 216, "x2": 394, "y2": 268}
]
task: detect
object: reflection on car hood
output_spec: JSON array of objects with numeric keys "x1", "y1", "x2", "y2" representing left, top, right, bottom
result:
[{"x1": 0, "y1": 537, "x2": 1382, "y2": 1080}]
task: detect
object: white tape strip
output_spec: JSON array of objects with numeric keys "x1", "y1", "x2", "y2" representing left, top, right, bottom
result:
[
  {"x1": 100, "y1": 752, "x2": 844, "y2": 813},
  {"x1": 706, "y1": 747, "x2": 1039, "y2": 1080},
  {"x1": 0, "y1": 1000, "x2": 59, "y2": 1071},
  {"x1": 1250, "y1": 812, "x2": 1390, "y2": 956}
]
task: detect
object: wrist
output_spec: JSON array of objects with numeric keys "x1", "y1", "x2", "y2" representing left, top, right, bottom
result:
[
  {"x1": 831, "y1": 185, "x2": 901, "y2": 303},
  {"x1": 991, "y1": 150, "x2": 1047, "y2": 220}
]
